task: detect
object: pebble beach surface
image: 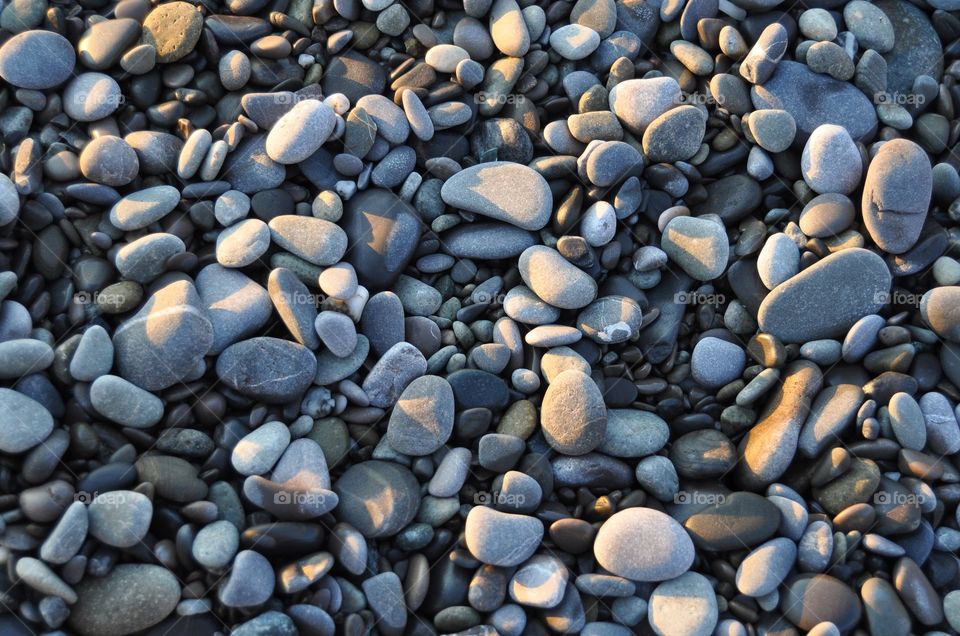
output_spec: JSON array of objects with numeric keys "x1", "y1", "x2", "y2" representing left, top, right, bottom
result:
[{"x1": 0, "y1": 0, "x2": 959, "y2": 634}]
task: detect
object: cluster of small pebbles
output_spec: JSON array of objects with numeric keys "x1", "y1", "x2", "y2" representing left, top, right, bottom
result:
[{"x1": 2, "y1": 0, "x2": 960, "y2": 633}]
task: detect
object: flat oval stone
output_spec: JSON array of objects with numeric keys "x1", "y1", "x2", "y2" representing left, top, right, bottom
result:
[
  {"x1": 594, "y1": 508, "x2": 695, "y2": 581},
  {"x1": 862, "y1": 138, "x2": 932, "y2": 255},
  {"x1": 519, "y1": 246, "x2": 598, "y2": 310},
  {"x1": 599, "y1": 409, "x2": 669, "y2": 458},
  {"x1": 333, "y1": 460, "x2": 421, "y2": 538},
  {"x1": 90, "y1": 375, "x2": 164, "y2": 428},
  {"x1": 780, "y1": 575, "x2": 862, "y2": 632},
  {"x1": 216, "y1": 337, "x2": 316, "y2": 403},
  {"x1": 541, "y1": 369, "x2": 607, "y2": 455},
  {"x1": 751, "y1": 61, "x2": 877, "y2": 144},
  {"x1": 443, "y1": 223, "x2": 538, "y2": 260},
  {"x1": 735, "y1": 537, "x2": 797, "y2": 597},
  {"x1": 0, "y1": 388, "x2": 53, "y2": 453},
  {"x1": 876, "y1": 0, "x2": 942, "y2": 93},
  {"x1": 78, "y1": 18, "x2": 141, "y2": 70},
  {"x1": 265, "y1": 99, "x2": 336, "y2": 165},
  {"x1": 70, "y1": 565, "x2": 179, "y2": 636},
  {"x1": 387, "y1": 375, "x2": 455, "y2": 456},
  {"x1": 465, "y1": 506, "x2": 543, "y2": 566},
  {"x1": 268, "y1": 215, "x2": 347, "y2": 266},
  {"x1": 0, "y1": 31, "x2": 75, "y2": 89},
  {"x1": 441, "y1": 162, "x2": 552, "y2": 230},
  {"x1": 683, "y1": 491, "x2": 781, "y2": 550},
  {"x1": 758, "y1": 248, "x2": 891, "y2": 343},
  {"x1": 109, "y1": 185, "x2": 180, "y2": 231}
]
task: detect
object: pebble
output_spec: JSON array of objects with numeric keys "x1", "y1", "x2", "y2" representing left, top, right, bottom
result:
[
  {"x1": 0, "y1": 388, "x2": 53, "y2": 453},
  {"x1": 465, "y1": 506, "x2": 543, "y2": 566},
  {"x1": 441, "y1": 162, "x2": 552, "y2": 230},
  {"x1": 691, "y1": 336, "x2": 746, "y2": 388},
  {"x1": 608, "y1": 77, "x2": 682, "y2": 134},
  {"x1": 541, "y1": 369, "x2": 607, "y2": 455},
  {"x1": 801, "y1": 124, "x2": 862, "y2": 195},
  {"x1": 661, "y1": 216, "x2": 729, "y2": 281},
  {"x1": 216, "y1": 337, "x2": 316, "y2": 403},
  {"x1": 70, "y1": 565, "x2": 179, "y2": 635},
  {"x1": 862, "y1": 138, "x2": 932, "y2": 254},
  {"x1": 0, "y1": 31, "x2": 75, "y2": 89},
  {"x1": 88, "y1": 490, "x2": 153, "y2": 548},
  {"x1": 594, "y1": 508, "x2": 695, "y2": 581},
  {"x1": 387, "y1": 375, "x2": 455, "y2": 455},
  {"x1": 333, "y1": 460, "x2": 421, "y2": 537},
  {"x1": 758, "y1": 248, "x2": 891, "y2": 343},
  {"x1": 736, "y1": 538, "x2": 797, "y2": 597},
  {"x1": 266, "y1": 99, "x2": 336, "y2": 164},
  {"x1": 218, "y1": 550, "x2": 275, "y2": 607},
  {"x1": 519, "y1": 245, "x2": 598, "y2": 310},
  {"x1": 648, "y1": 572, "x2": 718, "y2": 636}
]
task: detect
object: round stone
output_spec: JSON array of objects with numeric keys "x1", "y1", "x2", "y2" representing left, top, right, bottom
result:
[
  {"x1": 661, "y1": 216, "x2": 729, "y2": 281},
  {"x1": 594, "y1": 508, "x2": 695, "y2": 581},
  {"x1": 141, "y1": 1, "x2": 203, "y2": 63},
  {"x1": 541, "y1": 369, "x2": 607, "y2": 455},
  {"x1": 691, "y1": 337, "x2": 746, "y2": 388},
  {"x1": 801, "y1": 124, "x2": 862, "y2": 195},
  {"x1": 88, "y1": 490, "x2": 153, "y2": 548},
  {"x1": 79, "y1": 136, "x2": 139, "y2": 187},
  {"x1": 649, "y1": 572, "x2": 718, "y2": 636},
  {"x1": 70, "y1": 565, "x2": 179, "y2": 636},
  {"x1": 642, "y1": 105, "x2": 705, "y2": 163},
  {"x1": 0, "y1": 30, "x2": 75, "y2": 89},
  {"x1": 333, "y1": 461, "x2": 421, "y2": 538},
  {"x1": 387, "y1": 375, "x2": 455, "y2": 456},
  {"x1": 63, "y1": 73, "x2": 123, "y2": 122}
]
